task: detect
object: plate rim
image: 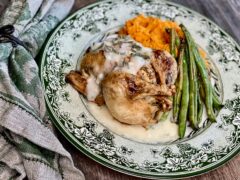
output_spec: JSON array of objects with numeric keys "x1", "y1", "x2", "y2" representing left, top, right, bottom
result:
[{"x1": 40, "y1": 0, "x2": 240, "y2": 179}]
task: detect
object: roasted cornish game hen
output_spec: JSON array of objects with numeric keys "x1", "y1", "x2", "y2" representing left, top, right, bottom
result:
[{"x1": 66, "y1": 36, "x2": 177, "y2": 126}]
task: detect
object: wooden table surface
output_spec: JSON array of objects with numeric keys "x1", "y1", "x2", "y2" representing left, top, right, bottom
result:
[
  {"x1": 59, "y1": 0, "x2": 240, "y2": 180},
  {"x1": 1, "y1": 0, "x2": 239, "y2": 179}
]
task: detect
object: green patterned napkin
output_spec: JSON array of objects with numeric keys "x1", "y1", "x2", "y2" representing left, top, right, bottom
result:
[{"x1": 0, "y1": 0, "x2": 84, "y2": 179}]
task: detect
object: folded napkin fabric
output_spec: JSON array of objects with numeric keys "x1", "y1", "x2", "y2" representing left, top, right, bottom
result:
[{"x1": 0, "y1": 0, "x2": 84, "y2": 179}]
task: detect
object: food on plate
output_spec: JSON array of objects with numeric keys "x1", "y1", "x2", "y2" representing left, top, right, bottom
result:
[
  {"x1": 66, "y1": 15, "x2": 223, "y2": 139},
  {"x1": 101, "y1": 51, "x2": 177, "y2": 126},
  {"x1": 119, "y1": 15, "x2": 184, "y2": 51}
]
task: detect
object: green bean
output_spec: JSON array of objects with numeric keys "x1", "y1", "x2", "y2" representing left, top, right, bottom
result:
[
  {"x1": 170, "y1": 29, "x2": 176, "y2": 57},
  {"x1": 160, "y1": 112, "x2": 169, "y2": 121},
  {"x1": 195, "y1": 51, "x2": 216, "y2": 121},
  {"x1": 194, "y1": 48, "x2": 215, "y2": 121},
  {"x1": 175, "y1": 32, "x2": 181, "y2": 58},
  {"x1": 197, "y1": 88, "x2": 203, "y2": 124},
  {"x1": 194, "y1": 73, "x2": 198, "y2": 125},
  {"x1": 185, "y1": 31, "x2": 198, "y2": 129},
  {"x1": 199, "y1": 82, "x2": 205, "y2": 101},
  {"x1": 180, "y1": 24, "x2": 216, "y2": 122},
  {"x1": 199, "y1": 81, "x2": 204, "y2": 98},
  {"x1": 175, "y1": 35, "x2": 181, "y2": 49},
  {"x1": 199, "y1": 79, "x2": 223, "y2": 110},
  {"x1": 178, "y1": 52, "x2": 189, "y2": 138},
  {"x1": 173, "y1": 45, "x2": 184, "y2": 121},
  {"x1": 212, "y1": 88, "x2": 224, "y2": 110},
  {"x1": 157, "y1": 111, "x2": 170, "y2": 122}
]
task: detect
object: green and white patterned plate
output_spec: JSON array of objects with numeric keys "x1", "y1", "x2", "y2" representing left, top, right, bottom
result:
[{"x1": 40, "y1": 0, "x2": 240, "y2": 179}]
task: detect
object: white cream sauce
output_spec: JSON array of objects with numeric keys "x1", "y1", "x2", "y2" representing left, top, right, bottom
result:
[
  {"x1": 119, "y1": 56, "x2": 149, "y2": 75},
  {"x1": 103, "y1": 35, "x2": 153, "y2": 73},
  {"x1": 86, "y1": 75, "x2": 100, "y2": 101},
  {"x1": 85, "y1": 33, "x2": 154, "y2": 101},
  {"x1": 88, "y1": 102, "x2": 179, "y2": 143}
]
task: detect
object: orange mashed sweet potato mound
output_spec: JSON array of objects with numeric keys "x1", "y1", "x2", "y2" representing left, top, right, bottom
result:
[{"x1": 120, "y1": 15, "x2": 184, "y2": 52}]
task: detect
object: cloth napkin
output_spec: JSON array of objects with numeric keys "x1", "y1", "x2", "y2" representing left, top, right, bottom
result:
[{"x1": 0, "y1": 0, "x2": 85, "y2": 179}]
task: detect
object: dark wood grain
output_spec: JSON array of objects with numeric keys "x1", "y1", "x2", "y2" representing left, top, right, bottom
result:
[
  {"x1": 170, "y1": 0, "x2": 240, "y2": 43},
  {"x1": 62, "y1": 0, "x2": 240, "y2": 180},
  {"x1": 0, "y1": 0, "x2": 9, "y2": 15}
]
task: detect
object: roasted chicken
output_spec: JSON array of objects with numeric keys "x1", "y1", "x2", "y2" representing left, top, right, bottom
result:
[
  {"x1": 102, "y1": 72, "x2": 158, "y2": 126},
  {"x1": 66, "y1": 34, "x2": 178, "y2": 127}
]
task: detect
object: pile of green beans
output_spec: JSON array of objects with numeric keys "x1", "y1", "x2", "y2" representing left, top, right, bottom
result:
[{"x1": 169, "y1": 26, "x2": 223, "y2": 138}]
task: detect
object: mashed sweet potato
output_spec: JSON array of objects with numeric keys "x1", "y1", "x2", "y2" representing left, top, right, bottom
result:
[{"x1": 120, "y1": 15, "x2": 184, "y2": 52}]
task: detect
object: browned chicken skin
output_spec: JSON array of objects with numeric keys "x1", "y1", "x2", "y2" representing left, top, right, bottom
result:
[
  {"x1": 102, "y1": 72, "x2": 159, "y2": 126},
  {"x1": 152, "y1": 50, "x2": 178, "y2": 86},
  {"x1": 136, "y1": 64, "x2": 157, "y2": 84},
  {"x1": 80, "y1": 50, "x2": 106, "y2": 76},
  {"x1": 66, "y1": 44, "x2": 178, "y2": 126},
  {"x1": 65, "y1": 71, "x2": 87, "y2": 95}
]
